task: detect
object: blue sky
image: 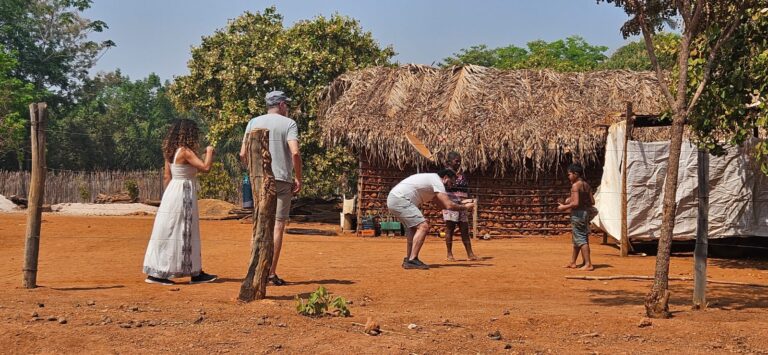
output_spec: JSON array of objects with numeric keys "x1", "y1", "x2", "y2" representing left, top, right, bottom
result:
[{"x1": 84, "y1": 0, "x2": 637, "y2": 81}]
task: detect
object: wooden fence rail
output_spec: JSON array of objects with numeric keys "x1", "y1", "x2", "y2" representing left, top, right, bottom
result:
[{"x1": 0, "y1": 170, "x2": 243, "y2": 205}]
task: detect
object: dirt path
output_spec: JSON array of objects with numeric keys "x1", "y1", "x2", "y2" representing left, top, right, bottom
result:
[{"x1": 1, "y1": 213, "x2": 767, "y2": 354}]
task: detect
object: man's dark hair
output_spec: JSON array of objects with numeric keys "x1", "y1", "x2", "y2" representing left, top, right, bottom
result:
[
  {"x1": 437, "y1": 168, "x2": 457, "y2": 178},
  {"x1": 447, "y1": 151, "x2": 461, "y2": 161},
  {"x1": 568, "y1": 163, "x2": 584, "y2": 177}
]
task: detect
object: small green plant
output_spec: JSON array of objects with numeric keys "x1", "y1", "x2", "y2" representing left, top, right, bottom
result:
[
  {"x1": 78, "y1": 184, "x2": 90, "y2": 202},
  {"x1": 124, "y1": 179, "x2": 139, "y2": 201},
  {"x1": 295, "y1": 286, "x2": 350, "y2": 317}
]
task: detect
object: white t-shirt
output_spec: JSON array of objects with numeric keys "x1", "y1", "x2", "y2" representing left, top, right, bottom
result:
[{"x1": 389, "y1": 173, "x2": 446, "y2": 207}]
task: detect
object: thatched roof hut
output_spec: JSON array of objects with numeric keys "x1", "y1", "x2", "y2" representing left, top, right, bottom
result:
[{"x1": 318, "y1": 64, "x2": 667, "y2": 176}]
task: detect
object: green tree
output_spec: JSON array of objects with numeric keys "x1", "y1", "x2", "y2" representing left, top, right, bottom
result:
[
  {"x1": 0, "y1": 0, "x2": 114, "y2": 94},
  {"x1": 0, "y1": 48, "x2": 38, "y2": 169},
  {"x1": 441, "y1": 36, "x2": 608, "y2": 71},
  {"x1": 170, "y1": 7, "x2": 395, "y2": 197},
  {"x1": 600, "y1": 33, "x2": 681, "y2": 70},
  {"x1": 49, "y1": 71, "x2": 180, "y2": 170},
  {"x1": 598, "y1": 0, "x2": 763, "y2": 319},
  {"x1": 0, "y1": 0, "x2": 112, "y2": 169},
  {"x1": 690, "y1": 7, "x2": 768, "y2": 170}
]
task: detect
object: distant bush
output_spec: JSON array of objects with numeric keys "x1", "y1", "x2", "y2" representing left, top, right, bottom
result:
[
  {"x1": 124, "y1": 179, "x2": 139, "y2": 201},
  {"x1": 78, "y1": 184, "x2": 90, "y2": 202},
  {"x1": 199, "y1": 162, "x2": 236, "y2": 200}
]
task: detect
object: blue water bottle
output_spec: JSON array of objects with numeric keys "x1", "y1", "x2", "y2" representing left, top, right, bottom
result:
[{"x1": 242, "y1": 174, "x2": 254, "y2": 208}]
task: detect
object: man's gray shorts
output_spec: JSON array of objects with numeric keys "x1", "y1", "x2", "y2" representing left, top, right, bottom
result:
[
  {"x1": 275, "y1": 180, "x2": 293, "y2": 221},
  {"x1": 387, "y1": 193, "x2": 425, "y2": 228}
]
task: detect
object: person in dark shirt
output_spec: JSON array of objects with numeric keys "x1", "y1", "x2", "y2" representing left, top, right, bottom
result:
[{"x1": 442, "y1": 152, "x2": 478, "y2": 261}]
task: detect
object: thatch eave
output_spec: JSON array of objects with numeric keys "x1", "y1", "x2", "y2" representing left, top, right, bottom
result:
[{"x1": 318, "y1": 64, "x2": 668, "y2": 176}]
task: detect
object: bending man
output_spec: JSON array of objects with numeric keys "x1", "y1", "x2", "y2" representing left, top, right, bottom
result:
[{"x1": 387, "y1": 169, "x2": 475, "y2": 270}]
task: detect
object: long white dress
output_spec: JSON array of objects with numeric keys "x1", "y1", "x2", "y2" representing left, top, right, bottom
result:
[{"x1": 143, "y1": 149, "x2": 202, "y2": 279}]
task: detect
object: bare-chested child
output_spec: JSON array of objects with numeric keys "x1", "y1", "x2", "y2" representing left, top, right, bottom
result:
[{"x1": 557, "y1": 164, "x2": 595, "y2": 271}]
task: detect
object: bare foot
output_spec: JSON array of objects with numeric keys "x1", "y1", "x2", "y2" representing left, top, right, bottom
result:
[
  {"x1": 580, "y1": 264, "x2": 595, "y2": 271},
  {"x1": 467, "y1": 255, "x2": 479, "y2": 261},
  {"x1": 446, "y1": 255, "x2": 456, "y2": 262},
  {"x1": 564, "y1": 263, "x2": 578, "y2": 268}
]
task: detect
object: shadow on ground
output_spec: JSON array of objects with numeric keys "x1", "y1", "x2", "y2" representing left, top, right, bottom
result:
[{"x1": 585, "y1": 284, "x2": 768, "y2": 310}]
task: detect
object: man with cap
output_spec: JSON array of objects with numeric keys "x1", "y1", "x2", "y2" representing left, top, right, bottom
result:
[{"x1": 239, "y1": 90, "x2": 302, "y2": 286}]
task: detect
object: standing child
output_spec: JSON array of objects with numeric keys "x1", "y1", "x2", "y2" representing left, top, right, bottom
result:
[
  {"x1": 143, "y1": 119, "x2": 218, "y2": 285},
  {"x1": 442, "y1": 152, "x2": 478, "y2": 261},
  {"x1": 557, "y1": 163, "x2": 595, "y2": 271}
]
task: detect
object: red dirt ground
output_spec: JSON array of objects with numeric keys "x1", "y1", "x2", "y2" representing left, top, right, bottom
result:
[{"x1": 1, "y1": 213, "x2": 767, "y2": 354}]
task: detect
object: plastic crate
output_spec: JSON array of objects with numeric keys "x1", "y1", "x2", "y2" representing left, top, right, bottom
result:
[
  {"x1": 380, "y1": 221, "x2": 401, "y2": 231},
  {"x1": 359, "y1": 230, "x2": 375, "y2": 237}
]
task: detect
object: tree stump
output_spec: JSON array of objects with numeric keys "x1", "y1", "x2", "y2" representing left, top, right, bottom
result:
[{"x1": 238, "y1": 129, "x2": 276, "y2": 302}]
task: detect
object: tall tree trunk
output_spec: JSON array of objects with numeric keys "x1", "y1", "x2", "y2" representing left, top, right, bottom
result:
[{"x1": 644, "y1": 111, "x2": 687, "y2": 318}]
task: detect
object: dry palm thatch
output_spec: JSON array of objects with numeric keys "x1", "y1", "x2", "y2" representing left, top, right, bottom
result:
[{"x1": 318, "y1": 64, "x2": 668, "y2": 177}]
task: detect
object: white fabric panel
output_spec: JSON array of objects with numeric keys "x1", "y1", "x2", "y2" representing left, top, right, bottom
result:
[
  {"x1": 591, "y1": 121, "x2": 625, "y2": 239},
  {"x1": 593, "y1": 122, "x2": 768, "y2": 240}
]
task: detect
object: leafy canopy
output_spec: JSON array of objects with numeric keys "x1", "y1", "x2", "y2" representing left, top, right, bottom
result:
[
  {"x1": 689, "y1": 6, "x2": 768, "y2": 171},
  {"x1": 600, "y1": 33, "x2": 681, "y2": 71},
  {"x1": 441, "y1": 36, "x2": 608, "y2": 71},
  {"x1": 170, "y1": 7, "x2": 395, "y2": 197},
  {"x1": 0, "y1": 48, "x2": 37, "y2": 168},
  {"x1": 47, "y1": 71, "x2": 180, "y2": 171},
  {"x1": 0, "y1": 0, "x2": 114, "y2": 94}
]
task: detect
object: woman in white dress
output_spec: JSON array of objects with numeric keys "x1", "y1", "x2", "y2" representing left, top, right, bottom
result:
[{"x1": 143, "y1": 119, "x2": 217, "y2": 285}]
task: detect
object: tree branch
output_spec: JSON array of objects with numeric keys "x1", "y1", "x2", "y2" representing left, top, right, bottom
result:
[
  {"x1": 675, "y1": 2, "x2": 694, "y2": 114},
  {"x1": 677, "y1": 0, "x2": 692, "y2": 26},
  {"x1": 634, "y1": 0, "x2": 676, "y2": 109},
  {"x1": 688, "y1": 0, "x2": 705, "y2": 35},
  {"x1": 687, "y1": 8, "x2": 746, "y2": 112}
]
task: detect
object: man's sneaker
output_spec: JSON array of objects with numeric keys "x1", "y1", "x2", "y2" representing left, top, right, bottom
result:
[
  {"x1": 190, "y1": 272, "x2": 218, "y2": 284},
  {"x1": 402, "y1": 259, "x2": 429, "y2": 270},
  {"x1": 411, "y1": 258, "x2": 428, "y2": 267},
  {"x1": 145, "y1": 276, "x2": 175, "y2": 286},
  {"x1": 268, "y1": 274, "x2": 286, "y2": 286}
]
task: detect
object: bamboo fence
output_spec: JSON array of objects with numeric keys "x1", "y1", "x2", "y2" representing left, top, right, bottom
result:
[{"x1": 0, "y1": 170, "x2": 243, "y2": 205}]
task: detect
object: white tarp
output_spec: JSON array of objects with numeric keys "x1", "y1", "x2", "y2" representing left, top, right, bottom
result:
[{"x1": 593, "y1": 121, "x2": 768, "y2": 240}]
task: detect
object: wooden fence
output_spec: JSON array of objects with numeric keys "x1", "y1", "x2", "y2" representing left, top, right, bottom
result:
[
  {"x1": 0, "y1": 170, "x2": 162, "y2": 204},
  {"x1": 0, "y1": 170, "x2": 244, "y2": 205}
]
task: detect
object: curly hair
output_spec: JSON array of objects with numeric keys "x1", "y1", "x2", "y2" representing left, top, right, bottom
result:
[{"x1": 163, "y1": 119, "x2": 200, "y2": 163}]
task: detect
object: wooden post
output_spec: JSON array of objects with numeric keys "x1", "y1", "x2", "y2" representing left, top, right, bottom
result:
[
  {"x1": 238, "y1": 129, "x2": 276, "y2": 302},
  {"x1": 356, "y1": 154, "x2": 363, "y2": 236},
  {"x1": 693, "y1": 148, "x2": 709, "y2": 309},
  {"x1": 23, "y1": 103, "x2": 47, "y2": 288},
  {"x1": 472, "y1": 196, "x2": 479, "y2": 238},
  {"x1": 620, "y1": 102, "x2": 634, "y2": 257}
]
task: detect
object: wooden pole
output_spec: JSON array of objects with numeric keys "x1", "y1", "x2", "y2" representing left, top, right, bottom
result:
[
  {"x1": 620, "y1": 102, "x2": 634, "y2": 257},
  {"x1": 356, "y1": 154, "x2": 363, "y2": 236},
  {"x1": 693, "y1": 148, "x2": 709, "y2": 309},
  {"x1": 238, "y1": 129, "x2": 276, "y2": 302},
  {"x1": 472, "y1": 196, "x2": 479, "y2": 238},
  {"x1": 23, "y1": 103, "x2": 47, "y2": 288}
]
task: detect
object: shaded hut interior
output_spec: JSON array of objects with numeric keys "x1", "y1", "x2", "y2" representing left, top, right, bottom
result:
[{"x1": 318, "y1": 64, "x2": 666, "y2": 238}]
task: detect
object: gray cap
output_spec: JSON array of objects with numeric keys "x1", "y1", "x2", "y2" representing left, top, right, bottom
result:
[{"x1": 265, "y1": 90, "x2": 291, "y2": 106}]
